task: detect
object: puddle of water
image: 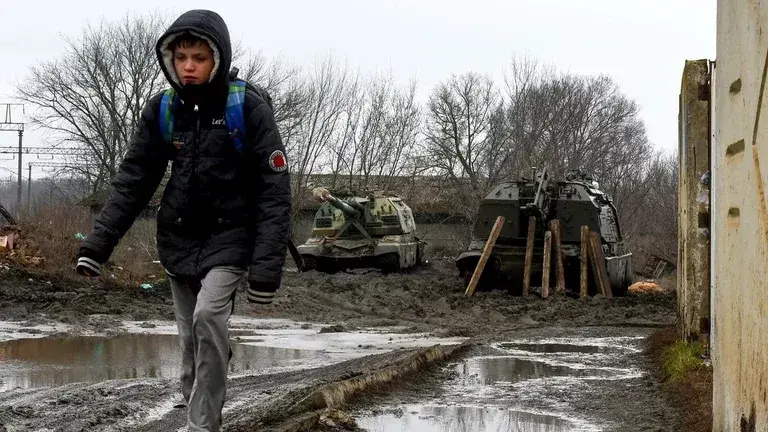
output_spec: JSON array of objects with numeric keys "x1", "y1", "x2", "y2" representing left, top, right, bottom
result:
[
  {"x1": 356, "y1": 337, "x2": 647, "y2": 431},
  {"x1": 500, "y1": 343, "x2": 608, "y2": 354},
  {"x1": 0, "y1": 316, "x2": 469, "y2": 394},
  {"x1": 0, "y1": 334, "x2": 329, "y2": 391},
  {"x1": 357, "y1": 404, "x2": 577, "y2": 432},
  {"x1": 458, "y1": 356, "x2": 616, "y2": 386},
  {"x1": 121, "y1": 316, "x2": 468, "y2": 355}
]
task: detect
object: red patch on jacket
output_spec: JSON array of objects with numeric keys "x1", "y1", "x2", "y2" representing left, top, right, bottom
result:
[{"x1": 269, "y1": 150, "x2": 287, "y2": 172}]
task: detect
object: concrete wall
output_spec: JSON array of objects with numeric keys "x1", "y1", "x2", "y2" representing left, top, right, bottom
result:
[
  {"x1": 678, "y1": 59, "x2": 712, "y2": 343},
  {"x1": 712, "y1": 1, "x2": 768, "y2": 430}
]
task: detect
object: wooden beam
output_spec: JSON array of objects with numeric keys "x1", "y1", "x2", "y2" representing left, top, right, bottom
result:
[
  {"x1": 541, "y1": 230, "x2": 552, "y2": 298},
  {"x1": 588, "y1": 231, "x2": 613, "y2": 298},
  {"x1": 550, "y1": 219, "x2": 566, "y2": 293},
  {"x1": 465, "y1": 216, "x2": 505, "y2": 297},
  {"x1": 522, "y1": 215, "x2": 536, "y2": 296},
  {"x1": 580, "y1": 225, "x2": 589, "y2": 298}
]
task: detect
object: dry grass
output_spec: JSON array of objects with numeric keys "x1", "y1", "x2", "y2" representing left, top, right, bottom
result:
[
  {"x1": 109, "y1": 218, "x2": 165, "y2": 286},
  {"x1": 5, "y1": 201, "x2": 164, "y2": 287},
  {"x1": 12, "y1": 201, "x2": 92, "y2": 274}
]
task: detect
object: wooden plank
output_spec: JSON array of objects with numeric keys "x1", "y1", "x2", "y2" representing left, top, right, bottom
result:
[
  {"x1": 550, "y1": 219, "x2": 566, "y2": 293},
  {"x1": 541, "y1": 230, "x2": 552, "y2": 298},
  {"x1": 522, "y1": 216, "x2": 536, "y2": 296},
  {"x1": 588, "y1": 231, "x2": 613, "y2": 298},
  {"x1": 580, "y1": 225, "x2": 589, "y2": 298},
  {"x1": 465, "y1": 216, "x2": 506, "y2": 297}
]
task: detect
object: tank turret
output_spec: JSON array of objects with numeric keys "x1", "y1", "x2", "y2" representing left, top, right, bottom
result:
[{"x1": 297, "y1": 187, "x2": 426, "y2": 274}]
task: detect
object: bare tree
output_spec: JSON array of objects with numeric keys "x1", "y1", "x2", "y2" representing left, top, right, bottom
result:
[
  {"x1": 326, "y1": 74, "x2": 363, "y2": 189},
  {"x1": 377, "y1": 80, "x2": 422, "y2": 189},
  {"x1": 17, "y1": 12, "x2": 168, "y2": 194},
  {"x1": 233, "y1": 48, "x2": 308, "y2": 130},
  {"x1": 618, "y1": 150, "x2": 678, "y2": 261},
  {"x1": 286, "y1": 57, "x2": 356, "y2": 215},
  {"x1": 333, "y1": 77, "x2": 422, "y2": 193},
  {"x1": 424, "y1": 72, "x2": 501, "y2": 219}
]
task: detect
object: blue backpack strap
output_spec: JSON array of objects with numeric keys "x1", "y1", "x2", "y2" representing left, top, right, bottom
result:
[
  {"x1": 225, "y1": 80, "x2": 247, "y2": 153},
  {"x1": 159, "y1": 88, "x2": 177, "y2": 144}
]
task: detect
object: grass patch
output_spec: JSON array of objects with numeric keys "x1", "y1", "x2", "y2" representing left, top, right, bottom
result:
[
  {"x1": 660, "y1": 339, "x2": 707, "y2": 382},
  {"x1": 648, "y1": 327, "x2": 712, "y2": 432}
]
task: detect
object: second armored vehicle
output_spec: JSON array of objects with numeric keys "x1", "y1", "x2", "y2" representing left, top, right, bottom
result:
[
  {"x1": 455, "y1": 168, "x2": 634, "y2": 296},
  {"x1": 297, "y1": 187, "x2": 426, "y2": 274}
]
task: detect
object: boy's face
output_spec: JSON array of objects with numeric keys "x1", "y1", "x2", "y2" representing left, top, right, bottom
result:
[{"x1": 173, "y1": 41, "x2": 215, "y2": 85}]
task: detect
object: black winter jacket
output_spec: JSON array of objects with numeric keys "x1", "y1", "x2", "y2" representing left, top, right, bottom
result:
[{"x1": 79, "y1": 10, "x2": 291, "y2": 289}]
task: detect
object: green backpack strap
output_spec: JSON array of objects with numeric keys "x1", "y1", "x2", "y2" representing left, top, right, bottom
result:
[
  {"x1": 225, "y1": 80, "x2": 247, "y2": 152},
  {"x1": 158, "y1": 88, "x2": 178, "y2": 145}
]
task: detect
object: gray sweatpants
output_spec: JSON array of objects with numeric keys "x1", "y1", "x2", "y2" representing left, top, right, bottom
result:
[{"x1": 168, "y1": 266, "x2": 246, "y2": 432}]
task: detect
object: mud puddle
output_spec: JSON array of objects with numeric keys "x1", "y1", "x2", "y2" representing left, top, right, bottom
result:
[
  {"x1": 359, "y1": 404, "x2": 575, "y2": 431},
  {"x1": 0, "y1": 334, "x2": 330, "y2": 392},
  {"x1": 357, "y1": 331, "x2": 649, "y2": 431},
  {"x1": 0, "y1": 316, "x2": 467, "y2": 393}
]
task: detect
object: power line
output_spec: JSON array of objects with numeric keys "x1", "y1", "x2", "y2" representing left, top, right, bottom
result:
[
  {"x1": 0, "y1": 146, "x2": 90, "y2": 156},
  {"x1": 28, "y1": 161, "x2": 81, "y2": 168}
]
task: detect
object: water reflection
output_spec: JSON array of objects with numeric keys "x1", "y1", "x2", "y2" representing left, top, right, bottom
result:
[
  {"x1": 0, "y1": 334, "x2": 324, "y2": 391},
  {"x1": 357, "y1": 405, "x2": 574, "y2": 432},
  {"x1": 458, "y1": 356, "x2": 614, "y2": 385},
  {"x1": 499, "y1": 343, "x2": 607, "y2": 354}
]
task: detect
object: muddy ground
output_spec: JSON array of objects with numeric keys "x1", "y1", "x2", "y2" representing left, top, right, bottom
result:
[
  {"x1": 0, "y1": 258, "x2": 675, "y2": 333},
  {"x1": 0, "y1": 258, "x2": 684, "y2": 431}
]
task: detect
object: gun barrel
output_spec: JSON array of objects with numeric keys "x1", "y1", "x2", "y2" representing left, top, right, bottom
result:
[
  {"x1": 327, "y1": 195, "x2": 359, "y2": 217},
  {"x1": 312, "y1": 187, "x2": 360, "y2": 217},
  {"x1": 521, "y1": 167, "x2": 550, "y2": 218}
]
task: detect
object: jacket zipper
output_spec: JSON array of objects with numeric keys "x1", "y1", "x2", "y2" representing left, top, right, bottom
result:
[{"x1": 193, "y1": 104, "x2": 203, "y2": 274}]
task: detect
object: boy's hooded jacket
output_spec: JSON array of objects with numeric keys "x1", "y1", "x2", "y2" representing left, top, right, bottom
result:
[{"x1": 78, "y1": 10, "x2": 291, "y2": 295}]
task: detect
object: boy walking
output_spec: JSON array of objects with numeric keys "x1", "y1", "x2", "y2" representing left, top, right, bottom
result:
[{"x1": 75, "y1": 9, "x2": 291, "y2": 431}]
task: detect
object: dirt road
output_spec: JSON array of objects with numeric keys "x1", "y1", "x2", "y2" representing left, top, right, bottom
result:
[{"x1": 0, "y1": 259, "x2": 679, "y2": 431}]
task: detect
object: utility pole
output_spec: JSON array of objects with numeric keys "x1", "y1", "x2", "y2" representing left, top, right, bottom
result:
[
  {"x1": 27, "y1": 163, "x2": 31, "y2": 213},
  {"x1": 17, "y1": 130, "x2": 22, "y2": 212},
  {"x1": 0, "y1": 103, "x2": 25, "y2": 219}
]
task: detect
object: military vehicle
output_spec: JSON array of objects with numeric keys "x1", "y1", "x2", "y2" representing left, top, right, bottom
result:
[
  {"x1": 455, "y1": 168, "x2": 634, "y2": 296},
  {"x1": 297, "y1": 187, "x2": 426, "y2": 274}
]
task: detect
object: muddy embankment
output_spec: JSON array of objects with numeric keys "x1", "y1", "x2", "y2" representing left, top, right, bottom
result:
[{"x1": 0, "y1": 258, "x2": 679, "y2": 431}]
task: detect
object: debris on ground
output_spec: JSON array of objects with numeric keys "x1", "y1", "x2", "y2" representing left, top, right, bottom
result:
[{"x1": 629, "y1": 280, "x2": 666, "y2": 294}]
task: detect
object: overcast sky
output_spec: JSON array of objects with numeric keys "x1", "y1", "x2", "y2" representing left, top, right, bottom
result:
[{"x1": 0, "y1": 0, "x2": 716, "y2": 180}]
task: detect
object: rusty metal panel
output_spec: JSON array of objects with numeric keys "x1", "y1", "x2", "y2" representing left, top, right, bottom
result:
[{"x1": 712, "y1": 1, "x2": 768, "y2": 430}]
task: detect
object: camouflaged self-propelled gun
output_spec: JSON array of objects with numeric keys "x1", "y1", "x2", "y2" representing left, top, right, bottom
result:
[
  {"x1": 455, "y1": 168, "x2": 634, "y2": 295},
  {"x1": 297, "y1": 187, "x2": 426, "y2": 273}
]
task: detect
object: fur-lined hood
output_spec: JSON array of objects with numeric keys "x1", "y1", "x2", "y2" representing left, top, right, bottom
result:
[{"x1": 155, "y1": 9, "x2": 233, "y2": 98}]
